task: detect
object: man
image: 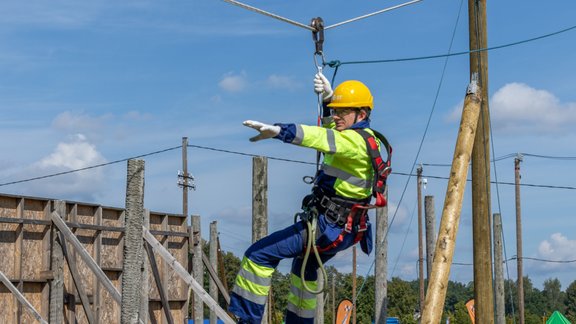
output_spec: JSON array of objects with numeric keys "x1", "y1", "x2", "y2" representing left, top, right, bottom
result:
[{"x1": 229, "y1": 72, "x2": 390, "y2": 323}]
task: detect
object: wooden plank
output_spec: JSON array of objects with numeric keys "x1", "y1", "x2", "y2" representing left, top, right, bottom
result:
[
  {"x1": 94, "y1": 206, "x2": 102, "y2": 324},
  {"x1": 202, "y1": 251, "x2": 230, "y2": 304},
  {"x1": 142, "y1": 228, "x2": 234, "y2": 324},
  {"x1": 145, "y1": 242, "x2": 174, "y2": 324},
  {"x1": 16, "y1": 198, "x2": 23, "y2": 323},
  {"x1": 51, "y1": 211, "x2": 122, "y2": 304},
  {"x1": 50, "y1": 202, "x2": 65, "y2": 324},
  {"x1": 59, "y1": 232, "x2": 96, "y2": 324},
  {"x1": 68, "y1": 203, "x2": 78, "y2": 323},
  {"x1": 0, "y1": 270, "x2": 48, "y2": 324}
]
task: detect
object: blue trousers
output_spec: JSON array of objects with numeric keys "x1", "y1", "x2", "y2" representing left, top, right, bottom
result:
[{"x1": 229, "y1": 214, "x2": 365, "y2": 324}]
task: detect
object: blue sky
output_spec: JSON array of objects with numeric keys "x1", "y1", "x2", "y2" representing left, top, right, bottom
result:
[{"x1": 2, "y1": 0, "x2": 576, "y2": 291}]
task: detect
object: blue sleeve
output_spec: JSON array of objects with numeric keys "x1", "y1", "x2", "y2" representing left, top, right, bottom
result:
[{"x1": 273, "y1": 123, "x2": 297, "y2": 143}]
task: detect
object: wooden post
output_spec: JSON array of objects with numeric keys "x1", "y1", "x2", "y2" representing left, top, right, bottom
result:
[
  {"x1": 469, "y1": 0, "x2": 494, "y2": 322},
  {"x1": 122, "y1": 159, "x2": 145, "y2": 324},
  {"x1": 95, "y1": 206, "x2": 103, "y2": 324},
  {"x1": 50, "y1": 200, "x2": 65, "y2": 323},
  {"x1": 252, "y1": 156, "x2": 268, "y2": 242},
  {"x1": 493, "y1": 213, "x2": 505, "y2": 324},
  {"x1": 417, "y1": 165, "x2": 425, "y2": 312},
  {"x1": 425, "y1": 195, "x2": 436, "y2": 280},
  {"x1": 316, "y1": 270, "x2": 325, "y2": 324},
  {"x1": 332, "y1": 273, "x2": 336, "y2": 324},
  {"x1": 515, "y1": 156, "x2": 525, "y2": 324},
  {"x1": 420, "y1": 80, "x2": 482, "y2": 324},
  {"x1": 209, "y1": 221, "x2": 218, "y2": 324},
  {"x1": 252, "y1": 156, "x2": 270, "y2": 323},
  {"x1": 192, "y1": 215, "x2": 204, "y2": 323},
  {"x1": 374, "y1": 193, "x2": 388, "y2": 324},
  {"x1": 352, "y1": 246, "x2": 357, "y2": 324}
]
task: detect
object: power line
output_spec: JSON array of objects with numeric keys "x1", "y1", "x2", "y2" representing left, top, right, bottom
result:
[
  {"x1": 0, "y1": 146, "x2": 182, "y2": 187},
  {"x1": 326, "y1": 23, "x2": 576, "y2": 66},
  {"x1": 2, "y1": 143, "x2": 576, "y2": 190},
  {"x1": 507, "y1": 256, "x2": 576, "y2": 264}
]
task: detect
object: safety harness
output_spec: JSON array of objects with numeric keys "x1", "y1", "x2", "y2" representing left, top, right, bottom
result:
[
  {"x1": 314, "y1": 128, "x2": 392, "y2": 252},
  {"x1": 297, "y1": 128, "x2": 392, "y2": 293}
]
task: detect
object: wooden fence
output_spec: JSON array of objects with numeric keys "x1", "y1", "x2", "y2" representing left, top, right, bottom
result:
[{"x1": 0, "y1": 193, "x2": 190, "y2": 323}]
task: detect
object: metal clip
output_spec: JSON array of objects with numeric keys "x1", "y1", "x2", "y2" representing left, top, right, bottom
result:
[{"x1": 310, "y1": 17, "x2": 324, "y2": 55}]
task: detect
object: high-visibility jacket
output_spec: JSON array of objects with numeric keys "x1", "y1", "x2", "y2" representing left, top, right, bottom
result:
[{"x1": 275, "y1": 118, "x2": 379, "y2": 202}]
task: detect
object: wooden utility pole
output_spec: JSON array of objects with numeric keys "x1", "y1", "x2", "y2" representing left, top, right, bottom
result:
[
  {"x1": 421, "y1": 79, "x2": 482, "y2": 324},
  {"x1": 374, "y1": 195, "x2": 389, "y2": 324},
  {"x1": 469, "y1": 0, "x2": 494, "y2": 322},
  {"x1": 515, "y1": 155, "x2": 525, "y2": 324},
  {"x1": 182, "y1": 137, "x2": 189, "y2": 217},
  {"x1": 332, "y1": 274, "x2": 336, "y2": 324},
  {"x1": 417, "y1": 165, "x2": 425, "y2": 313},
  {"x1": 252, "y1": 156, "x2": 270, "y2": 323},
  {"x1": 493, "y1": 213, "x2": 505, "y2": 324},
  {"x1": 425, "y1": 196, "x2": 436, "y2": 279},
  {"x1": 352, "y1": 246, "x2": 357, "y2": 324}
]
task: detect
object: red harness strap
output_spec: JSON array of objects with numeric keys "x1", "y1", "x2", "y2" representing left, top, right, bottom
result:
[
  {"x1": 355, "y1": 129, "x2": 393, "y2": 208},
  {"x1": 314, "y1": 128, "x2": 392, "y2": 254},
  {"x1": 316, "y1": 205, "x2": 368, "y2": 253}
]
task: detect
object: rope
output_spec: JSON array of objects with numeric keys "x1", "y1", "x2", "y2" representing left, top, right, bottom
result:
[
  {"x1": 220, "y1": 0, "x2": 314, "y2": 31},
  {"x1": 221, "y1": 0, "x2": 422, "y2": 32},
  {"x1": 324, "y1": 0, "x2": 423, "y2": 30},
  {"x1": 300, "y1": 215, "x2": 329, "y2": 294}
]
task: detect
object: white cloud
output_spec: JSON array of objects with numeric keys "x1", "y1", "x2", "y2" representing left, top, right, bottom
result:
[
  {"x1": 36, "y1": 134, "x2": 105, "y2": 169},
  {"x1": 447, "y1": 83, "x2": 576, "y2": 134},
  {"x1": 531, "y1": 233, "x2": 576, "y2": 272},
  {"x1": 219, "y1": 71, "x2": 248, "y2": 93},
  {"x1": 15, "y1": 134, "x2": 109, "y2": 202},
  {"x1": 266, "y1": 74, "x2": 301, "y2": 90}
]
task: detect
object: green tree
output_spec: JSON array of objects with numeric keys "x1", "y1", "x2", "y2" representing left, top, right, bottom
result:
[
  {"x1": 542, "y1": 278, "x2": 566, "y2": 313},
  {"x1": 565, "y1": 280, "x2": 576, "y2": 322},
  {"x1": 452, "y1": 300, "x2": 473, "y2": 323},
  {"x1": 388, "y1": 277, "x2": 418, "y2": 324}
]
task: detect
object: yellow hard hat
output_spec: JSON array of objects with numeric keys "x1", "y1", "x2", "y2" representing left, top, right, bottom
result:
[{"x1": 327, "y1": 80, "x2": 374, "y2": 110}]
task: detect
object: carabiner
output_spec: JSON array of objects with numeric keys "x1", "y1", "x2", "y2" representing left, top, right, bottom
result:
[{"x1": 310, "y1": 17, "x2": 325, "y2": 56}]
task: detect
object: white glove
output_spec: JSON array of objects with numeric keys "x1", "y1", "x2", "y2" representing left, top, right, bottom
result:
[
  {"x1": 243, "y1": 120, "x2": 281, "y2": 142},
  {"x1": 314, "y1": 72, "x2": 333, "y2": 102}
]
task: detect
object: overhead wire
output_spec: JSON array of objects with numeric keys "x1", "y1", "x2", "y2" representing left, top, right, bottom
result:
[
  {"x1": 3, "y1": 144, "x2": 576, "y2": 190},
  {"x1": 326, "y1": 23, "x2": 576, "y2": 67},
  {"x1": 220, "y1": 0, "x2": 423, "y2": 31},
  {"x1": 0, "y1": 146, "x2": 182, "y2": 187}
]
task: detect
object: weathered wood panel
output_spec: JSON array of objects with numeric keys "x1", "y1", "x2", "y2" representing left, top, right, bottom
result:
[{"x1": 0, "y1": 194, "x2": 190, "y2": 323}]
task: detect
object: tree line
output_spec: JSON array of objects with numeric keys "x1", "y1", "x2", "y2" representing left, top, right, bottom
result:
[{"x1": 198, "y1": 244, "x2": 576, "y2": 323}]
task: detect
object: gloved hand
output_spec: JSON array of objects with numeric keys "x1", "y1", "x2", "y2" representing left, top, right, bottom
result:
[
  {"x1": 243, "y1": 120, "x2": 281, "y2": 142},
  {"x1": 314, "y1": 72, "x2": 333, "y2": 102}
]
